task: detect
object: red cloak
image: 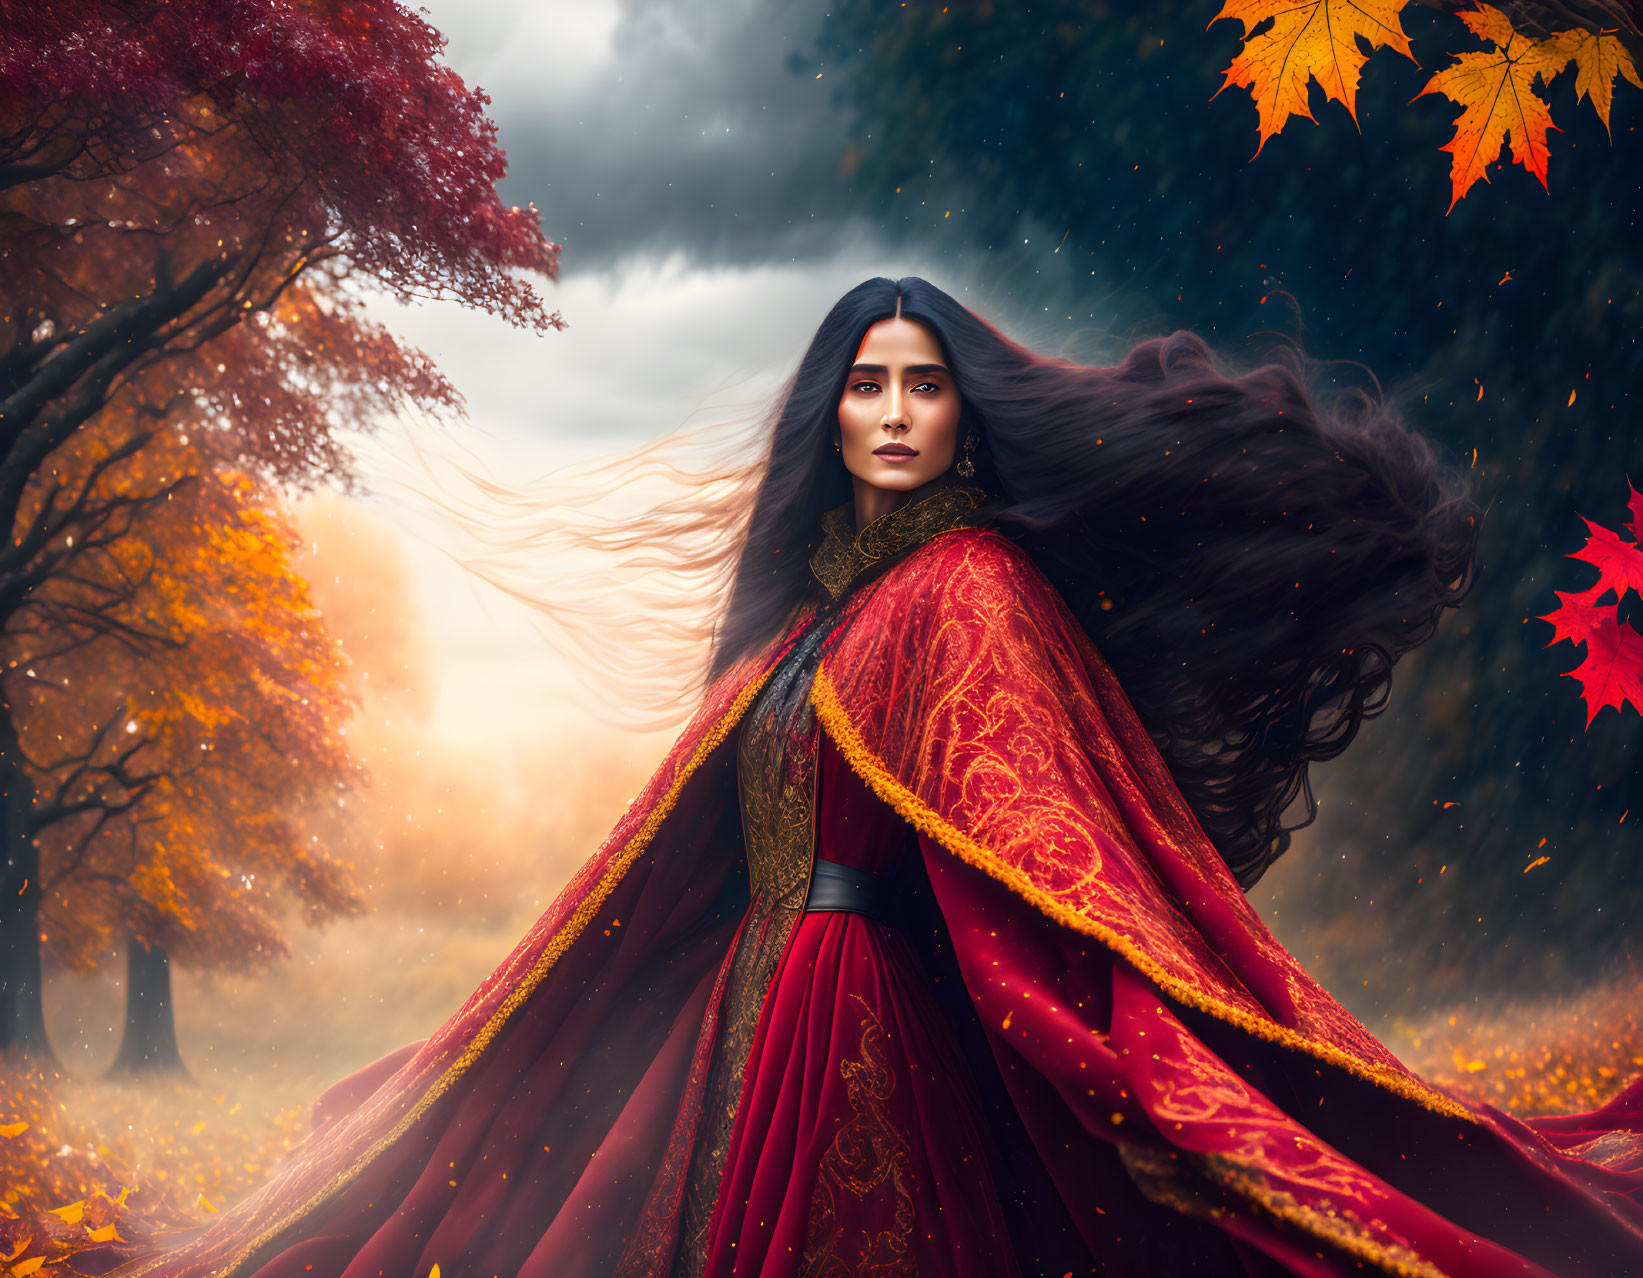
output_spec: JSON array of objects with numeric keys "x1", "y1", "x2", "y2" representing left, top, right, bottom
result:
[{"x1": 110, "y1": 527, "x2": 1643, "y2": 1278}]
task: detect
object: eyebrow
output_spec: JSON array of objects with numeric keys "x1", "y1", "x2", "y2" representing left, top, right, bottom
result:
[{"x1": 847, "y1": 363, "x2": 950, "y2": 377}]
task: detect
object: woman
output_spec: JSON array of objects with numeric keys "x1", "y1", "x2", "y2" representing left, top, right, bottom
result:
[{"x1": 113, "y1": 278, "x2": 1643, "y2": 1277}]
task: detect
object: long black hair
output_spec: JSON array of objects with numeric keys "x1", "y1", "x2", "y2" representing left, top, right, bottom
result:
[{"x1": 709, "y1": 276, "x2": 1479, "y2": 888}]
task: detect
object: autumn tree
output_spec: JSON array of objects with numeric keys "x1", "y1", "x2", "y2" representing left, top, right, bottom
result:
[
  {"x1": 8, "y1": 384, "x2": 371, "y2": 1076},
  {"x1": 0, "y1": 0, "x2": 562, "y2": 1060}
]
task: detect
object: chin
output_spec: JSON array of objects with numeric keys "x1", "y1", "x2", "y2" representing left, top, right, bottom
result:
[{"x1": 870, "y1": 464, "x2": 946, "y2": 490}]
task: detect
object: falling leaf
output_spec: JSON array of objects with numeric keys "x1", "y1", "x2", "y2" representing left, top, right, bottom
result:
[
  {"x1": 48, "y1": 1200, "x2": 85, "y2": 1224},
  {"x1": 1524, "y1": 856, "x2": 1550, "y2": 872},
  {"x1": 1538, "y1": 591, "x2": 1611, "y2": 649},
  {"x1": 1210, "y1": 0, "x2": 1417, "y2": 155},
  {"x1": 197, "y1": 1195, "x2": 217, "y2": 1213},
  {"x1": 1542, "y1": 484, "x2": 1643, "y2": 725},
  {"x1": 1414, "y1": 4, "x2": 1574, "y2": 209},
  {"x1": 1542, "y1": 26, "x2": 1642, "y2": 138},
  {"x1": 1563, "y1": 613, "x2": 1643, "y2": 725},
  {"x1": 1568, "y1": 388, "x2": 1577, "y2": 406},
  {"x1": 86, "y1": 1222, "x2": 124, "y2": 1243},
  {"x1": 0, "y1": 1122, "x2": 28, "y2": 1138},
  {"x1": 1568, "y1": 518, "x2": 1643, "y2": 603},
  {"x1": 12, "y1": 1257, "x2": 46, "y2": 1277}
]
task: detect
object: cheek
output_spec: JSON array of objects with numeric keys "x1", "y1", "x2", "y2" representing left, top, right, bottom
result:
[{"x1": 836, "y1": 398, "x2": 872, "y2": 444}]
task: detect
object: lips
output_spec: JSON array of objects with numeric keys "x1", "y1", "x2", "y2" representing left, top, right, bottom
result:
[{"x1": 873, "y1": 443, "x2": 918, "y2": 456}]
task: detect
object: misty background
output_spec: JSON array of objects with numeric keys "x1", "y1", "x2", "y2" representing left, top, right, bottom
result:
[{"x1": 41, "y1": 0, "x2": 1643, "y2": 1107}]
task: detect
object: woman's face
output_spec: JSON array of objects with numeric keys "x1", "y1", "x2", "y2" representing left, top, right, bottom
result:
[{"x1": 835, "y1": 316, "x2": 962, "y2": 504}]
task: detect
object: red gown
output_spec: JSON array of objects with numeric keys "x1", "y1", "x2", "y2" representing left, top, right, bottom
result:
[{"x1": 104, "y1": 500, "x2": 1643, "y2": 1278}]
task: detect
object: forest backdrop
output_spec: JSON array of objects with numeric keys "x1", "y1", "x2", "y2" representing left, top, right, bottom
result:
[{"x1": 1, "y1": 0, "x2": 1640, "y2": 1266}]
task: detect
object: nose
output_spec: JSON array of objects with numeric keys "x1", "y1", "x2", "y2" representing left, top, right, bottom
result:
[{"x1": 882, "y1": 382, "x2": 909, "y2": 431}]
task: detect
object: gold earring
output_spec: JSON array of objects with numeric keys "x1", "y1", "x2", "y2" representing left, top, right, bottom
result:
[{"x1": 956, "y1": 432, "x2": 977, "y2": 479}]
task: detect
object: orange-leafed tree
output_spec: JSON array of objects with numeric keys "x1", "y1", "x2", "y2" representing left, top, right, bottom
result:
[
  {"x1": 9, "y1": 408, "x2": 365, "y2": 1076},
  {"x1": 0, "y1": 0, "x2": 561, "y2": 1060}
]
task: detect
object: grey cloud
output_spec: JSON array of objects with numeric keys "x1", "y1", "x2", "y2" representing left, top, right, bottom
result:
[{"x1": 426, "y1": 0, "x2": 866, "y2": 272}]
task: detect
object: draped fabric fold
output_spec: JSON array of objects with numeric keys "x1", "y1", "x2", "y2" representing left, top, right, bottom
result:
[
  {"x1": 812, "y1": 526, "x2": 1643, "y2": 1275},
  {"x1": 107, "y1": 524, "x2": 1643, "y2": 1278},
  {"x1": 104, "y1": 637, "x2": 796, "y2": 1278}
]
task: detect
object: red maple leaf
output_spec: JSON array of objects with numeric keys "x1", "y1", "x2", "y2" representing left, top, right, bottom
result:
[
  {"x1": 1540, "y1": 480, "x2": 1643, "y2": 725},
  {"x1": 1568, "y1": 517, "x2": 1643, "y2": 602},
  {"x1": 1537, "y1": 590, "x2": 1611, "y2": 648}
]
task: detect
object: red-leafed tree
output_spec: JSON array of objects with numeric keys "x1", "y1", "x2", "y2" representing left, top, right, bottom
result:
[{"x1": 0, "y1": 0, "x2": 563, "y2": 1062}]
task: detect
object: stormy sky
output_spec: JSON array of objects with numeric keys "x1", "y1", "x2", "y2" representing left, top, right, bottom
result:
[
  {"x1": 347, "y1": 0, "x2": 1092, "y2": 776},
  {"x1": 362, "y1": 0, "x2": 1127, "y2": 457}
]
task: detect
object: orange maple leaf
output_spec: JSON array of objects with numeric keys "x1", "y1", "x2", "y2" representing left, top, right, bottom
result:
[
  {"x1": 1212, "y1": 0, "x2": 1417, "y2": 155},
  {"x1": 1414, "y1": 4, "x2": 1576, "y2": 209},
  {"x1": 1544, "y1": 26, "x2": 1643, "y2": 138}
]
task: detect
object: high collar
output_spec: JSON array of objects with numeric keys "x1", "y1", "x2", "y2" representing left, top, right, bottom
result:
[{"x1": 808, "y1": 483, "x2": 986, "y2": 603}]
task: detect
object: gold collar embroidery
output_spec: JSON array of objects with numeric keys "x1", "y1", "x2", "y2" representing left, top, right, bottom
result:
[{"x1": 808, "y1": 484, "x2": 986, "y2": 602}]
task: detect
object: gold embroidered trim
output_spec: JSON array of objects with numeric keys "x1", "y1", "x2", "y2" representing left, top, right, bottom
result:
[
  {"x1": 112, "y1": 661, "x2": 780, "y2": 1278},
  {"x1": 799, "y1": 995, "x2": 916, "y2": 1276},
  {"x1": 1114, "y1": 1142, "x2": 1230, "y2": 1224},
  {"x1": 674, "y1": 626, "x2": 825, "y2": 1277},
  {"x1": 808, "y1": 484, "x2": 985, "y2": 602},
  {"x1": 1198, "y1": 1152, "x2": 1453, "y2": 1278},
  {"x1": 808, "y1": 664, "x2": 1476, "y2": 1127},
  {"x1": 1119, "y1": 1145, "x2": 1451, "y2": 1278}
]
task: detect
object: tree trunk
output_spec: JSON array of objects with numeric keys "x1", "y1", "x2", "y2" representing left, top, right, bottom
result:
[
  {"x1": 110, "y1": 931, "x2": 188, "y2": 1077},
  {"x1": 0, "y1": 709, "x2": 53, "y2": 1065}
]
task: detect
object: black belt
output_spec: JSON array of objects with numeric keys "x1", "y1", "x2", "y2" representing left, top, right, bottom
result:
[{"x1": 803, "y1": 856, "x2": 892, "y2": 924}]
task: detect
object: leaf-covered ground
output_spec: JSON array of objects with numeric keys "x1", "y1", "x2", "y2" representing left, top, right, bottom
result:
[
  {"x1": 0, "y1": 1070, "x2": 303, "y2": 1275},
  {"x1": 3, "y1": 977, "x2": 1640, "y2": 1274},
  {"x1": 1398, "y1": 975, "x2": 1643, "y2": 1116}
]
